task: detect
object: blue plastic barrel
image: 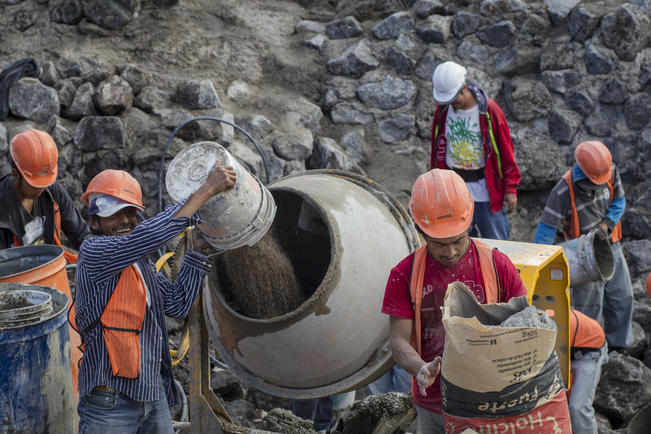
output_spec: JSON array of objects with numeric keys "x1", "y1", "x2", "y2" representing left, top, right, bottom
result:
[{"x1": 0, "y1": 282, "x2": 74, "y2": 433}]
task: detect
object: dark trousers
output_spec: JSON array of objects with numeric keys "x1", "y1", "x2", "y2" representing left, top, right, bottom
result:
[{"x1": 293, "y1": 397, "x2": 334, "y2": 431}]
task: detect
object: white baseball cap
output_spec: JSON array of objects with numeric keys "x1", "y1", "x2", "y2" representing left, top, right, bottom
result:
[
  {"x1": 432, "y1": 61, "x2": 467, "y2": 104},
  {"x1": 88, "y1": 194, "x2": 144, "y2": 217}
]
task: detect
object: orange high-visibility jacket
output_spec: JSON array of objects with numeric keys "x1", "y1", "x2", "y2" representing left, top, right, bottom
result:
[
  {"x1": 408, "y1": 239, "x2": 502, "y2": 356},
  {"x1": 562, "y1": 170, "x2": 622, "y2": 244},
  {"x1": 70, "y1": 265, "x2": 147, "y2": 379},
  {"x1": 570, "y1": 309, "x2": 605, "y2": 350}
]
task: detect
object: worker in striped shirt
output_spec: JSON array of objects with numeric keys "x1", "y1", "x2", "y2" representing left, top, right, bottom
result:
[{"x1": 72, "y1": 163, "x2": 236, "y2": 433}]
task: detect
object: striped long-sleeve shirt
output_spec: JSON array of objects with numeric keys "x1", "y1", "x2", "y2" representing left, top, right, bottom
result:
[{"x1": 74, "y1": 201, "x2": 211, "y2": 405}]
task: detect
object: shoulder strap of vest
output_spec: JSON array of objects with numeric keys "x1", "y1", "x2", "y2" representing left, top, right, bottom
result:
[
  {"x1": 471, "y1": 239, "x2": 502, "y2": 303},
  {"x1": 562, "y1": 170, "x2": 581, "y2": 240},
  {"x1": 605, "y1": 176, "x2": 623, "y2": 243},
  {"x1": 51, "y1": 200, "x2": 78, "y2": 263},
  {"x1": 408, "y1": 245, "x2": 428, "y2": 357}
]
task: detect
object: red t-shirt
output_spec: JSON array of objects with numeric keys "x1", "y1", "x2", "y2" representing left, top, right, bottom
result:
[{"x1": 381, "y1": 242, "x2": 528, "y2": 413}]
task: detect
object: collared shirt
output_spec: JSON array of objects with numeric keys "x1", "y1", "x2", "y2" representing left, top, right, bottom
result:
[
  {"x1": 74, "y1": 201, "x2": 211, "y2": 405},
  {"x1": 539, "y1": 164, "x2": 624, "y2": 241}
]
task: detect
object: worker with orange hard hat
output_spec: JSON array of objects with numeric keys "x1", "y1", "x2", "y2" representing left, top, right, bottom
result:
[
  {"x1": 534, "y1": 140, "x2": 634, "y2": 353},
  {"x1": 0, "y1": 129, "x2": 89, "y2": 262},
  {"x1": 71, "y1": 164, "x2": 236, "y2": 432},
  {"x1": 380, "y1": 168, "x2": 528, "y2": 433}
]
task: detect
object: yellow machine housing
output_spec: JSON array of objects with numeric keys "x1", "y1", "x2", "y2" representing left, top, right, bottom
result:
[{"x1": 477, "y1": 238, "x2": 571, "y2": 388}]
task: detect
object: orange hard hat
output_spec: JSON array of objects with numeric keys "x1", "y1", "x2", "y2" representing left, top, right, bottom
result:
[
  {"x1": 81, "y1": 169, "x2": 144, "y2": 209},
  {"x1": 646, "y1": 273, "x2": 651, "y2": 298},
  {"x1": 9, "y1": 129, "x2": 59, "y2": 188},
  {"x1": 409, "y1": 169, "x2": 474, "y2": 238},
  {"x1": 575, "y1": 141, "x2": 612, "y2": 185}
]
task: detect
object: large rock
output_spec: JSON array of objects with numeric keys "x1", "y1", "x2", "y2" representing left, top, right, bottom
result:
[
  {"x1": 74, "y1": 116, "x2": 125, "y2": 151},
  {"x1": 477, "y1": 21, "x2": 515, "y2": 48},
  {"x1": 339, "y1": 127, "x2": 366, "y2": 165},
  {"x1": 585, "y1": 44, "x2": 619, "y2": 75},
  {"x1": 67, "y1": 82, "x2": 98, "y2": 120},
  {"x1": 633, "y1": 301, "x2": 651, "y2": 335},
  {"x1": 623, "y1": 239, "x2": 651, "y2": 276},
  {"x1": 326, "y1": 40, "x2": 380, "y2": 78},
  {"x1": 378, "y1": 114, "x2": 415, "y2": 143},
  {"x1": 600, "y1": 3, "x2": 650, "y2": 62},
  {"x1": 356, "y1": 76, "x2": 416, "y2": 110},
  {"x1": 325, "y1": 16, "x2": 362, "y2": 40},
  {"x1": 494, "y1": 47, "x2": 539, "y2": 76},
  {"x1": 386, "y1": 46, "x2": 416, "y2": 76},
  {"x1": 416, "y1": 15, "x2": 451, "y2": 44},
  {"x1": 457, "y1": 38, "x2": 490, "y2": 63},
  {"x1": 622, "y1": 207, "x2": 651, "y2": 241},
  {"x1": 480, "y1": 0, "x2": 528, "y2": 16},
  {"x1": 134, "y1": 86, "x2": 171, "y2": 115},
  {"x1": 330, "y1": 103, "x2": 374, "y2": 125},
  {"x1": 564, "y1": 88, "x2": 594, "y2": 117},
  {"x1": 412, "y1": 0, "x2": 445, "y2": 18},
  {"x1": 372, "y1": 11, "x2": 414, "y2": 40},
  {"x1": 512, "y1": 126, "x2": 566, "y2": 190},
  {"x1": 624, "y1": 93, "x2": 651, "y2": 130},
  {"x1": 235, "y1": 114, "x2": 276, "y2": 139},
  {"x1": 285, "y1": 97, "x2": 323, "y2": 134},
  {"x1": 541, "y1": 69, "x2": 581, "y2": 95},
  {"x1": 548, "y1": 107, "x2": 582, "y2": 143},
  {"x1": 544, "y1": 0, "x2": 580, "y2": 26},
  {"x1": 568, "y1": 5, "x2": 601, "y2": 42},
  {"x1": 584, "y1": 107, "x2": 614, "y2": 137},
  {"x1": 93, "y1": 75, "x2": 133, "y2": 115},
  {"x1": 83, "y1": 0, "x2": 142, "y2": 31},
  {"x1": 504, "y1": 78, "x2": 553, "y2": 122},
  {"x1": 451, "y1": 13, "x2": 480, "y2": 38},
  {"x1": 599, "y1": 78, "x2": 628, "y2": 105},
  {"x1": 173, "y1": 79, "x2": 220, "y2": 109},
  {"x1": 594, "y1": 352, "x2": 651, "y2": 428},
  {"x1": 308, "y1": 136, "x2": 362, "y2": 174},
  {"x1": 119, "y1": 64, "x2": 148, "y2": 95},
  {"x1": 8, "y1": 78, "x2": 59, "y2": 122},
  {"x1": 272, "y1": 118, "x2": 314, "y2": 161},
  {"x1": 520, "y1": 12, "x2": 551, "y2": 47},
  {"x1": 50, "y1": 0, "x2": 84, "y2": 25},
  {"x1": 229, "y1": 140, "x2": 264, "y2": 177}
]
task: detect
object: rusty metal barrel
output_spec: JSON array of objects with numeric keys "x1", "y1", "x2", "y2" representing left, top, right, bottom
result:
[
  {"x1": 205, "y1": 170, "x2": 420, "y2": 399},
  {"x1": 0, "y1": 282, "x2": 74, "y2": 432},
  {"x1": 0, "y1": 245, "x2": 82, "y2": 399}
]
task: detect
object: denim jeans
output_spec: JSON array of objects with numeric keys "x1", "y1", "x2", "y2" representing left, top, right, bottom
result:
[
  {"x1": 416, "y1": 406, "x2": 444, "y2": 434},
  {"x1": 78, "y1": 384, "x2": 174, "y2": 434},
  {"x1": 468, "y1": 201, "x2": 510, "y2": 240},
  {"x1": 571, "y1": 242, "x2": 634, "y2": 348},
  {"x1": 368, "y1": 365, "x2": 412, "y2": 395},
  {"x1": 293, "y1": 397, "x2": 334, "y2": 431},
  {"x1": 569, "y1": 345, "x2": 608, "y2": 434}
]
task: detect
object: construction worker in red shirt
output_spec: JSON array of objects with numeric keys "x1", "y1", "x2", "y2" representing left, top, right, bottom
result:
[
  {"x1": 381, "y1": 169, "x2": 528, "y2": 433},
  {"x1": 568, "y1": 309, "x2": 608, "y2": 434},
  {"x1": 0, "y1": 129, "x2": 89, "y2": 262}
]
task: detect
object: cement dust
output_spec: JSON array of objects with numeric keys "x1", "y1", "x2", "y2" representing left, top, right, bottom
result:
[{"x1": 216, "y1": 225, "x2": 305, "y2": 319}]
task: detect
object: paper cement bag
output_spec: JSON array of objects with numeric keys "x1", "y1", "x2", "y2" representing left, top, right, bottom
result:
[{"x1": 440, "y1": 282, "x2": 571, "y2": 434}]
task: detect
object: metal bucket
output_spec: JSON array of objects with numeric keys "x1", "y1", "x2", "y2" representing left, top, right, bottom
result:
[
  {"x1": 0, "y1": 282, "x2": 74, "y2": 433},
  {"x1": 205, "y1": 170, "x2": 420, "y2": 398},
  {"x1": 558, "y1": 230, "x2": 615, "y2": 286},
  {"x1": 628, "y1": 404, "x2": 651, "y2": 434},
  {"x1": 166, "y1": 141, "x2": 276, "y2": 251},
  {"x1": 0, "y1": 245, "x2": 82, "y2": 399}
]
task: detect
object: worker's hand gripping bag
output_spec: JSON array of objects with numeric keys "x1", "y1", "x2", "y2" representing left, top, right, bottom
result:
[{"x1": 440, "y1": 282, "x2": 572, "y2": 433}]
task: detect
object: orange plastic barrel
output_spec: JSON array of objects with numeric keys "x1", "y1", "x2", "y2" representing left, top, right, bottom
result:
[{"x1": 0, "y1": 245, "x2": 81, "y2": 400}]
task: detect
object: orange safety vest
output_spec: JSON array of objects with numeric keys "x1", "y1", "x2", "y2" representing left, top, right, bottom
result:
[
  {"x1": 562, "y1": 170, "x2": 622, "y2": 244},
  {"x1": 408, "y1": 239, "x2": 502, "y2": 356},
  {"x1": 69, "y1": 265, "x2": 147, "y2": 379},
  {"x1": 569, "y1": 309, "x2": 605, "y2": 350},
  {"x1": 11, "y1": 200, "x2": 78, "y2": 264}
]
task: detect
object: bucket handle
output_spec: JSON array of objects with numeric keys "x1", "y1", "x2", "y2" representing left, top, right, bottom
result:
[{"x1": 157, "y1": 116, "x2": 271, "y2": 214}]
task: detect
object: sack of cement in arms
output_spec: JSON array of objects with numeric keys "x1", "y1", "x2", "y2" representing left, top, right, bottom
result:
[{"x1": 440, "y1": 282, "x2": 571, "y2": 434}]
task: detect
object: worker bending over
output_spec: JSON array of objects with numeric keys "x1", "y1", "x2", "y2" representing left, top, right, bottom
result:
[
  {"x1": 0, "y1": 129, "x2": 89, "y2": 261},
  {"x1": 381, "y1": 169, "x2": 527, "y2": 433},
  {"x1": 72, "y1": 164, "x2": 236, "y2": 433},
  {"x1": 534, "y1": 141, "x2": 633, "y2": 352}
]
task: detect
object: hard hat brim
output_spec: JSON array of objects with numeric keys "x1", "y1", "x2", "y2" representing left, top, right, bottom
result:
[{"x1": 433, "y1": 87, "x2": 462, "y2": 105}]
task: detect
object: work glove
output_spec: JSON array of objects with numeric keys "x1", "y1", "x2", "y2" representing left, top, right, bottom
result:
[
  {"x1": 595, "y1": 223, "x2": 609, "y2": 242},
  {"x1": 416, "y1": 356, "x2": 441, "y2": 396}
]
